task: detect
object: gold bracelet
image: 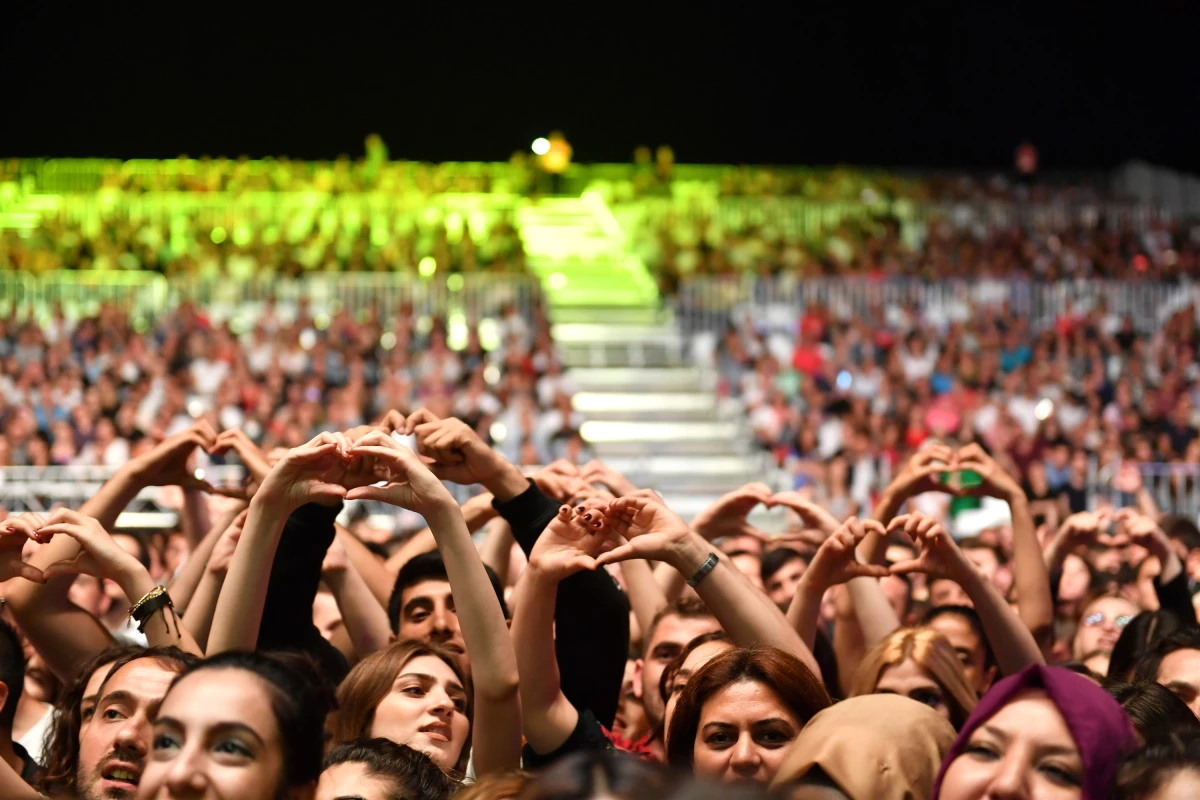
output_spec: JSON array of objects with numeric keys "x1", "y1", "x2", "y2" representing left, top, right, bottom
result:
[{"x1": 128, "y1": 586, "x2": 167, "y2": 622}]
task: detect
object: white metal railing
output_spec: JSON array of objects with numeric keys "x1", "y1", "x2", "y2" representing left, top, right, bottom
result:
[
  {"x1": 676, "y1": 277, "x2": 1197, "y2": 335},
  {"x1": 0, "y1": 271, "x2": 542, "y2": 327}
]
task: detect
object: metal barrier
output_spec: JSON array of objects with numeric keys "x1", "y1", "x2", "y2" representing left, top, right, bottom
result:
[
  {"x1": 0, "y1": 271, "x2": 542, "y2": 327},
  {"x1": 1092, "y1": 462, "x2": 1200, "y2": 522},
  {"x1": 677, "y1": 277, "x2": 1198, "y2": 335}
]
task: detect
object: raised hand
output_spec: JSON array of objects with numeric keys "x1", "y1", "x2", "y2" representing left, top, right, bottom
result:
[
  {"x1": 595, "y1": 495, "x2": 694, "y2": 567},
  {"x1": 1116, "y1": 508, "x2": 1171, "y2": 560},
  {"x1": 581, "y1": 460, "x2": 638, "y2": 497},
  {"x1": 254, "y1": 436, "x2": 349, "y2": 512},
  {"x1": 209, "y1": 429, "x2": 271, "y2": 499},
  {"x1": 130, "y1": 421, "x2": 220, "y2": 491},
  {"x1": 887, "y1": 513, "x2": 971, "y2": 581},
  {"x1": 36, "y1": 509, "x2": 144, "y2": 584},
  {"x1": 0, "y1": 514, "x2": 49, "y2": 583},
  {"x1": 882, "y1": 443, "x2": 957, "y2": 503},
  {"x1": 344, "y1": 432, "x2": 458, "y2": 517},
  {"x1": 527, "y1": 505, "x2": 609, "y2": 581},
  {"x1": 772, "y1": 491, "x2": 842, "y2": 541},
  {"x1": 1056, "y1": 509, "x2": 1121, "y2": 549},
  {"x1": 954, "y1": 443, "x2": 1023, "y2": 501},
  {"x1": 690, "y1": 482, "x2": 774, "y2": 542},
  {"x1": 321, "y1": 533, "x2": 350, "y2": 578},
  {"x1": 411, "y1": 414, "x2": 509, "y2": 486},
  {"x1": 806, "y1": 517, "x2": 891, "y2": 588}
]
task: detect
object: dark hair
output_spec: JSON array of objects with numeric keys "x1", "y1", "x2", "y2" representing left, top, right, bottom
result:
[
  {"x1": 760, "y1": 547, "x2": 806, "y2": 585},
  {"x1": 324, "y1": 738, "x2": 458, "y2": 800},
  {"x1": 171, "y1": 651, "x2": 336, "y2": 790},
  {"x1": 1113, "y1": 731, "x2": 1200, "y2": 799},
  {"x1": 516, "y1": 748, "x2": 674, "y2": 800},
  {"x1": 388, "y1": 550, "x2": 508, "y2": 633},
  {"x1": 922, "y1": 604, "x2": 998, "y2": 672},
  {"x1": 38, "y1": 645, "x2": 172, "y2": 796},
  {"x1": 97, "y1": 645, "x2": 198, "y2": 699},
  {"x1": 111, "y1": 530, "x2": 152, "y2": 570},
  {"x1": 666, "y1": 647, "x2": 831, "y2": 769},
  {"x1": 1132, "y1": 628, "x2": 1200, "y2": 684},
  {"x1": 0, "y1": 620, "x2": 23, "y2": 730},
  {"x1": 1106, "y1": 681, "x2": 1200, "y2": 743},
  {"x1": 1109, "y1": 611, "x2": 1189, "y2": 682},
  {"x1": 957, "y1": 536, "x2": 1005, "y2": 565},
  {"x1": 1161, "y1": 516, "x2": 1200, "y2": 552},
  {"x1": 643, "y1": 597, "x2": 715, "y2": 658},
  {"x1": 659, "y1": 632, "x2": 731, "y2": 704}
]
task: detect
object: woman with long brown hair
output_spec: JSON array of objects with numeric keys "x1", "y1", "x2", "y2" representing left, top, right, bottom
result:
[
  {"x1": 850, "y1": 627, "x2": 978, "y2": 729},
  {"x1": 665, "y1": 646, "x2": 830, "y2": 786},
  {"x1": 332, "y1": 640, "x2": 473, "y2": 777}
]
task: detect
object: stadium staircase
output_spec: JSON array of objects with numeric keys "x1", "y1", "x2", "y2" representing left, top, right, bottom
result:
[{"x1": 529, "y1": 193, "x2": 784, "y2": 525}]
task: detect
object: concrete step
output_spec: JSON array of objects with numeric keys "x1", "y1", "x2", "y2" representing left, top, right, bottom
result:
[
  {"x1": 572, "y1": 392, "x2": 717, "y2": 417},
  {"x1": 551, "y1": 323, "x2": 681, "y2": 345},
  {"x1": 561, "y1": 343, "x2": 684, "y2": 369},
  {"x1": 550, "y1": 306, "x2": 668, "y2": 326},
  {"x1": 568, "y1": 367, "x2": 707, "y2": 393}
]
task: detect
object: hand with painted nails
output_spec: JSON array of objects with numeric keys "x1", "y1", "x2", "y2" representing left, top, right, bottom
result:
[
  {"x1": 527, "y1": 505, "x2": 610, "y2": 580},
  {"x1": 595, "y1": 495, "x2": 696, "y2": 568},
  {"x1": 0, "y1": 514, "x2": 49, "y2": 584},
  {"x1": 886, "y1": 513, "x2": 972, "y2": 582},
  {"x1": 805, "y1": 516, "x2": 891, "y2": 589}
]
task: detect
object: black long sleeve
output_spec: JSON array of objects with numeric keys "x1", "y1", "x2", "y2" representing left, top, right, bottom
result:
[
  {"x1": 1155, "y1": 569, "x2": 1198, "y2": 627},
  {"x1": 494, "y1": 482, "x2": 629, "y2": 729},
  {"x1": 257, "y1": 501, "x2": 350, "y2": 684}
]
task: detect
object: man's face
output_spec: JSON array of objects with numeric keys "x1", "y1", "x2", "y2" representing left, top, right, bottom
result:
[
  {"x1": 765, "y1": 557, "x2": 806, "y2": 609},
  {"x1": 396, "y1": 579, "x2": 467, "y2": 664},
  {"x1": 635, "y1": 613, "x2": 721, "y2": 728},
  {"x1": 77, "y1": 658, "x2": 177, "y2": 800},
  {"x1": 929, "y1": 579, "x2": 972, "y2": 609},
  {"x1": 1157, "y1": 648, "x2": 1200, "y2": 719}
]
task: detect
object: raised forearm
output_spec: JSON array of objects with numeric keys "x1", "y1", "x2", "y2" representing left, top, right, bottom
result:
[
  {"x1": 846, "y1": 575, "x2": 902, "y2": 649},
  {"x1": 171, "y1": 505, "x2": 243, "y2": 612},
  {"x1": 478, "y1": 519, "x2": 516, "y2": 582},
  {"x1": 335, "y1": 527, "x2": 393, "y2": 607},
  {"x1": 208, "y1": 501, "x2": 288, "y2": 654},
  {"x1": 788, "y1": 576, "x2": 826, "y2": 650},
  {"x1": 1007, "y1": 495, "x2": 1053, "y2": 643},
  {"x1": 512, "y1": 568, "x2": 576, "y2": 755},
  {"x1": 957, "y1": 563, "x2": 1044, "y2": 675},
  {"x1": 183, "y1": 569, "x2": 224, "y2": 650},
  {"x1": 325, "y1": 564, "x2": 392, "y2": 660},
  {"x1": 620, "y1": 558, "x2": 669, "y2": 636}
]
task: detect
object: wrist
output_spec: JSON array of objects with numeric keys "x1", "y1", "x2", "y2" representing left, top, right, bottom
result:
[
  {"x1": 116, "y1": 564, "x2": 158, "y2": 607},
  {"x1": 485, "y1": 462, "x2": 531, "y2": 503},
  {"x1": 668, "y1": 532, "x2": 713, "y2": 576}
]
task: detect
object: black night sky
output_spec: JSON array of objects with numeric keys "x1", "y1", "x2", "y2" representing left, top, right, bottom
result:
[{"x1": 5, "y1": 1, "x2": 1199, "y2": 171}]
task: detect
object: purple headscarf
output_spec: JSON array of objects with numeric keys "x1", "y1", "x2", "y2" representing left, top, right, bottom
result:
[{"x1": 932, "y1": 664, "x2": 1137, "y2": 800}]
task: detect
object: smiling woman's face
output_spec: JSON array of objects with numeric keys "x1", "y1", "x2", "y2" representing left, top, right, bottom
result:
[
  {"x1": 368, "y1": 654, "x2": 470, "y2": 770},
  {"x1": 938, "y1": 689, "x2": 1083, "y2": 800}
]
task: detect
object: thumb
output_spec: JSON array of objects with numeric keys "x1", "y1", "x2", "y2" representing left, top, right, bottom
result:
[
  {"x1": 888, "y1": 558, "x2": 927, "y2": 576},
  {"x1": 17, "y1": 564, "x2": 46, "y2": 584},
  {"x1": 41, "y1": 556, "x2": 93, "y2": 582},
  {"x1": 345, "y1": 485, "x2": 391, "y2": 503}
]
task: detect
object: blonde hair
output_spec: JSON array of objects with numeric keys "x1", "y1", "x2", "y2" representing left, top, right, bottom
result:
[{"x1": 850, "y1": 627, "x2": 978, "y2": 728}]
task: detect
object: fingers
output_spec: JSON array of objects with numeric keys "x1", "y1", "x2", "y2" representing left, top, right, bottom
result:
[
  {"x1": 402, "y1": 408, "x2": 442, "y2": 435},
  {"x1": 17, "y1": 564, "x2": 47, "y2": 584},
  {"x1": 595, "y1": 544, "x2": 637, "y2": 567},
  {"x1": 3, "y1": 513, "x2": 49, "y2": 542},
  {"x1": 308, "y1": 482, "x2": 349, "y2": 503},
  {"x1": 574, "y1": 505, "x2": 607, "y2": 533},
  {"x1": 888, "y1": 558, "x2": 927, "y2": 575},
  {"x1": 848, "y1": 562, "x2": 891, "y2": 578},
  {"x1": 345, "y1": 485, "x2": 394, "y2": 503},
  {"x1": 41, "y1": 555, "x2": 92, "y2": 581}
]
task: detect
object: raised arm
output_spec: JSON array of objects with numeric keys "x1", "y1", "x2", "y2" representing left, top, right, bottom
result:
[
  {"x1": 320, "y1": 535, "x2": 392, "y2": 662},
  {"x1": 348, "y1": 432, "x2": 521, "y2": 775},
  {"x1": 180, "y1": 510, "x2": 245, "y2": 649},
  {"x1": 787, "y1": 517, "x2": 891, "y2": 650},
  {"x1": 208, "y1": 436, "x2": 347, "y2": 654},
  {"x1": 597, "y1": 495, "x2": 822, "y2": 678},
  {"x1": 957, "y1": 444, "x2": 1054, "y2": 647},
  {"x1": 401, "y1": 409, "x2": 629, "y2": 730},
  {"x1": 5, "y1": 423, "x2": 218, "y2": 680},
  {"x1": 169, "y1": 499, "x2": 246, "y2": 613},
  {"x1": 511, "y1": 504, "x2": 611, "y2": 757},
  {"x1": 889, "y1": 512, "x2": 1044, "y2": 675}
]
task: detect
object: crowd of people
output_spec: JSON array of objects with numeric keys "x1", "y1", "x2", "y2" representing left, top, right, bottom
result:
[
  {"x1": 0, "y1": 408, "x2": 1197, "y2": 799},
  {"x1": 716, "y1": 286, "x2": 1200, "y2": 531},
  {"x1": 639, "y1": 212, "x2": 1198, "y2": 288},
  {"x1": 0, "y1": 300, "x2": 588, "y2": 502}
]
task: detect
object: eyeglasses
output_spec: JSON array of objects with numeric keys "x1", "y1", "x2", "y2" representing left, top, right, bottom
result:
[{"x1": 1082, "y1": 612, "x2": 1134, "y2": 629}]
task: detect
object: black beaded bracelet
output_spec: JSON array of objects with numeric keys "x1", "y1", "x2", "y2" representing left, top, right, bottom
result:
[{"x1": 132, "y1": 590, "x2": 175, "y2": 634}]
